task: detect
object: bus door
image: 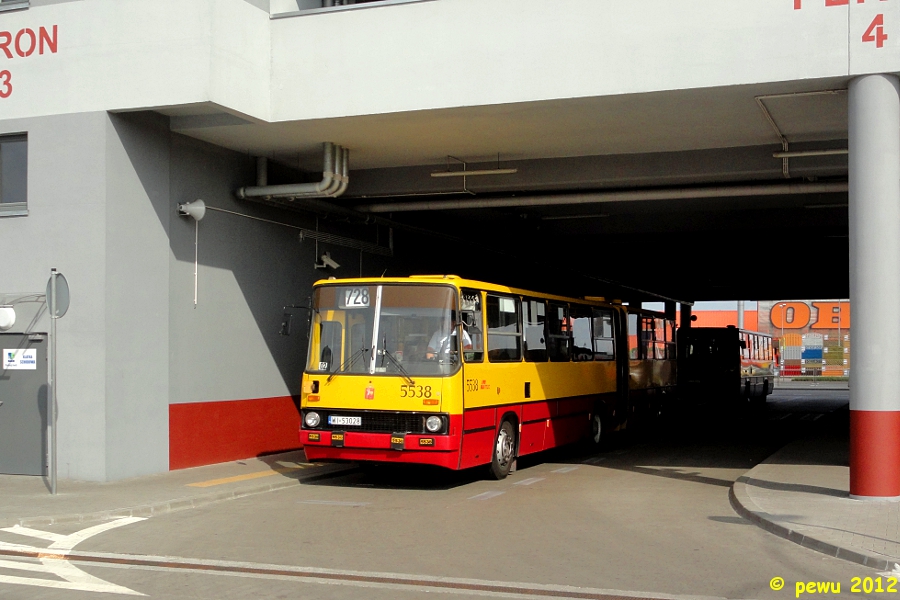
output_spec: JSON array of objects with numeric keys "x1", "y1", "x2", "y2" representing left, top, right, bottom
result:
[{"x1": 460, "y1": 289, "x2": 487, "y2": 409}]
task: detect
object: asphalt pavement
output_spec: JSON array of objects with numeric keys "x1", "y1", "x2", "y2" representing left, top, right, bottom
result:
[{"x1": 0, "y1": 385, "x2": 894, "y2": 600}]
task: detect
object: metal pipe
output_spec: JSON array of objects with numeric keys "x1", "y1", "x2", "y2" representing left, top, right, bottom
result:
[
  {"x1": 354, "y1": 181, "x2": 849, "y2": 213},
  {"x1": 256, "y1": 156, "x2": 267, "y2": 187},
  {"x1": 282, "y1": 143, "x2": 341, "y2": 198},
  {"x1": 236, "y1": 143, "x2": 342, "y2": 200},
  {"x1": 331, "y1": 147, "x2": 350, "y2": 197}
]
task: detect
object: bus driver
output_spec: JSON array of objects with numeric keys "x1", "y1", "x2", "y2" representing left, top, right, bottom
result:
[{"x1": 426, "y1": 318, "x2": 473, "y2": 360}]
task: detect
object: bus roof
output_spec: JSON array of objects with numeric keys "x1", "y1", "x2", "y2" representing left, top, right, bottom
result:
[{"x1": 312, "y1": 275, "x2": 668, "y2": 317}]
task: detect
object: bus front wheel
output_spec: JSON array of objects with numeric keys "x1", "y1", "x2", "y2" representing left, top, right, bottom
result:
[{"x1": 488, "y1": 420, "x2": 516, "y2": 480}]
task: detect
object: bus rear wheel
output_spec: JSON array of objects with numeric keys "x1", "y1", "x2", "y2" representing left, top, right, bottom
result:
[{"x1": 488, "y1": 420, "x2": 516, "y2": 480}]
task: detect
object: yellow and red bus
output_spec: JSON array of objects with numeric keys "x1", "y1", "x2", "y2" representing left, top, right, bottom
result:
[{"x1": 300, "y1": 276, "x2": 676, "y2": 478}]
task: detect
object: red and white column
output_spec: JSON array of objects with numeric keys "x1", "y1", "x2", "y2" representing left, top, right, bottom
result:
[{"x1": 849, "y1": 74, "x2": 900, "y2": 499}]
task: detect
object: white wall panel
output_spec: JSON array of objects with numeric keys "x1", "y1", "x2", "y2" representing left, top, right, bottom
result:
[{"x1": 269, "y1": 0, "x2": 855, "y2": 122}]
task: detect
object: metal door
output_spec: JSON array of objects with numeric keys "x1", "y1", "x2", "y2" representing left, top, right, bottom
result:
[{"x1": 0, "y1": 333, "x2": 47, "y2": 475}]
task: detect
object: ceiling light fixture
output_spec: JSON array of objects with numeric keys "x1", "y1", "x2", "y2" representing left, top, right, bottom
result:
[
  {"x1": 773, "y1": 149, "x2": 848, "y2": 158},
  {"x1": 431, "y1": 154, "x2": 517, "y2": 178},
  {"x1": 541, "y1": 213, "x2": 609, "y2": 221},
  {"x1": 431, "y1": 168, "x2": 518, "y2": 178}
]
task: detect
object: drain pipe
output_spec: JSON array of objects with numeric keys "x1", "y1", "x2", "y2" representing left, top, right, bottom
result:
[{"x1": 236, "y1": 142, "x2": 348, "y2": 200}]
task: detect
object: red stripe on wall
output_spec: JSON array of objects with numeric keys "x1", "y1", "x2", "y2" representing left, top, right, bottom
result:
[
  {"x1": 169, "y1": 396, "x2": 301, "y2": 470},
  {"x1": 850, "y1": 409, "x2": 900, "y2": 498}
]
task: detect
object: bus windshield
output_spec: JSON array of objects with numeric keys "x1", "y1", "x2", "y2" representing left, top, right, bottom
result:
[{"x1": 307, "y1": 284, "x2": 461, "y2": 377}]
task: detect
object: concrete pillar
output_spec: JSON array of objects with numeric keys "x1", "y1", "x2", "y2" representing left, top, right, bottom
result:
[
  {"x1": 849, "y1": 74, "x2": 900, "y2": 499},
  {"x1": 737, "y1": 301, "x2": 745, "y2": 330}
]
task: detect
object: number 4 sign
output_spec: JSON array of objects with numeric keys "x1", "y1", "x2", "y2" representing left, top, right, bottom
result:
[
  {"x1": 862, "y1": 13, "x2": 888, "y2": 47},
  {"x1": 794, "y1": 0, "x2": 892, "y2": 52}
]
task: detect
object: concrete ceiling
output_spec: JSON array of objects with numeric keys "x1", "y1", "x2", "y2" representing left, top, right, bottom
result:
[
  {"x1": 156, "y1": 76, "x2": 853, "y2": 302},
  {"x1": 160, "y1": 77, "x2": 850, "y2": 170}
]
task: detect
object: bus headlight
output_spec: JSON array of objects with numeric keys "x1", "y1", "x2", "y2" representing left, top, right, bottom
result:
[
  {"x1": 305, "y1": 412, "x2": 321, "y2": 428},
  {"x1": 425, "y1": 416, "x2": 443, "y2": 433}
]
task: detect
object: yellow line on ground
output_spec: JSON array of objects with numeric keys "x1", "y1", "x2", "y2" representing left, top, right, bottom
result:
[{"x1": 187, "y1": 465, "x2": 306, "y2": 488}]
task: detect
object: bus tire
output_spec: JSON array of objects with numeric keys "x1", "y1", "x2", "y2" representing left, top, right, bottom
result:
[
  {"x1": 581, "y1": 411, "x2": 607, "y2": 453},
  {"x1": 488, "y1": 420, "x2": 516, "y2": 480}
]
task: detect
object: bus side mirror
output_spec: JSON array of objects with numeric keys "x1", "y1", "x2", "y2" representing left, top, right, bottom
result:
[{"x1": 461, "y1": 311, "x2": 481, "y2": 332}]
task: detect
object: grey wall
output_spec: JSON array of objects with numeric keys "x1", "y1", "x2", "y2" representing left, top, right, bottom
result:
[
  {"x1": 103, "y1": 113, "x2": 171, "y2": 480},
  {"x1": 167, "y1": 131, "x2": 396, "y2": 405},
  {"x1": 0, "y1": 111, "x2": 109, "y2": 481},
  {"x1": 0, "y1": 110, "x2": 406, "y2": 481}
]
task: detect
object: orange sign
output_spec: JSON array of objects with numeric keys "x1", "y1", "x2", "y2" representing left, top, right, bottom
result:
[{"x1": 770, "y1": 302, "x2": 849, "y2": 329}]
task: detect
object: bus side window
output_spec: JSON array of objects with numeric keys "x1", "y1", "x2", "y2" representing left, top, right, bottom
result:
[
  {"x1": 571, "y1": 305, "x2": 593, "y2": 362},
  {"x1": 523, "y1": 299, "x2": 548, "y2": 362},
  {"x1": 547, "y1": 302, "x2": 571, "y2": 362},
  {"x1": 666, "y1": 319, "x2": 676, "y2": 359},
  {"x1": 591, "y1": 308, "x2": 615, "y2": 360},
  {"x1": 319, "y1": 321, "x2": 342, "y2": 372},
  {"x1": 654, "y1": 318, "x2": 667, "y2": 359},
  {"x1": 641, "y1": 316, "x2": 656, "y2": 360},
  {"x1": 461, "y1": 288, "x2": 484, "y2": 363},
  {"x1": 487, "y1": 294, "x2": 522, "y2": 362},
  {"x1": 628, "y1": 313, "x2": 639, "y2": 359}
]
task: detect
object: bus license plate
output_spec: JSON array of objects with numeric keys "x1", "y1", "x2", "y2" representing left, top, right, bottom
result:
[{"x1": 328, "y1": 415, "x2": 362, "y2": 427}]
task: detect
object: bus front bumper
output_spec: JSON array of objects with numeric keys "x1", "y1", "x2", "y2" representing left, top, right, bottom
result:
[{"x1": 301, "y1": 416, "x2": 463, "y2": 469}]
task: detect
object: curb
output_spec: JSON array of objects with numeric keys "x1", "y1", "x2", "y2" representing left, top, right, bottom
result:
[
  {"x1": 1, "y1": 464, "x2": 356, "y2": 529},
  {"x1": 729, "y1": 476, "x2": 896, "y2": 572}
]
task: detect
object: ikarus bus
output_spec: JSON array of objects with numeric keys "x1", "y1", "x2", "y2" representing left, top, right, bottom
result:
[{"x1": 300, "y1": 275, "x2": 676, "y2": 478}]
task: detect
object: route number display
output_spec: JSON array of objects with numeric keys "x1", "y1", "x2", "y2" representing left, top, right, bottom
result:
[{"x1": 340, "y1": 287, "x2": 370, "y2": 308}]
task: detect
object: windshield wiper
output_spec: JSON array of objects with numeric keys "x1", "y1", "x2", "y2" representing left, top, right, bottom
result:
[
  {"x1": 380, "y1": 337, "x2": 415, "y2": 385},
  {"x1": 382, "y1": 350, "x2": 414, "y2": 385},
  {"x1": 327, "y1": 347, "x2": 369, "y2": 382}
]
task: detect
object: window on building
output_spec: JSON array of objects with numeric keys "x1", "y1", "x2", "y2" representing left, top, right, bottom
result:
[{"x1": 0, "y1": 134, "x2": 27, "y2": 216}]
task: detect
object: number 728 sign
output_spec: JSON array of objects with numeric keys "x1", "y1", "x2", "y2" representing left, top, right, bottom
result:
[{"x1": 795, "y1": 0, "x2": 890, "y2": 48}]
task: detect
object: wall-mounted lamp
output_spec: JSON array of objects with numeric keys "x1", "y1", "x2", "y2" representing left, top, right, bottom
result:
[
  {"x1": 177, "y1": 199, "x2": 206, "y2": 307},
  {"x1": 0, "y1": 306, "x2": 15, "y2": 331},
  {"x1": 177, "y1": 199, "x2": 206, "y2": 221},
  {"x1": 315, "y1": 252, "x2": 341, "y2": 270}
]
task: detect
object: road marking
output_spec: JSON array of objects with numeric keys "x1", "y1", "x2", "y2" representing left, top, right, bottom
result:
[
  {"x1": 583, "y1": 457, "x2": 606, "y2": 465},
  {"x1": 187, "y1": 466, "x2": 305, "y2": 488},
  {"x1": 297, "y1": 500, "x2": 370, "y2": 507},
  {"x1": 48, "y1": 517, "x2": 146, "y2": 551},
  {"x1": 0, "y1": 546, "x2": 726, "y2": 600},
  {"x1": 468, "y1": 491, "x2": 505, "y2": 501},
  {"x1": 513, "y1": 477, "x2": 544, "y2": 486},
  {"x1": 0, "y1": 517, "x2": 146, "y2": 595},
  {"x1": 0, "y1": 526, "x2": 66, "y2": 544},
  {"x1": 552, "y1": 466, "x2": 580, "y2": 474}
]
